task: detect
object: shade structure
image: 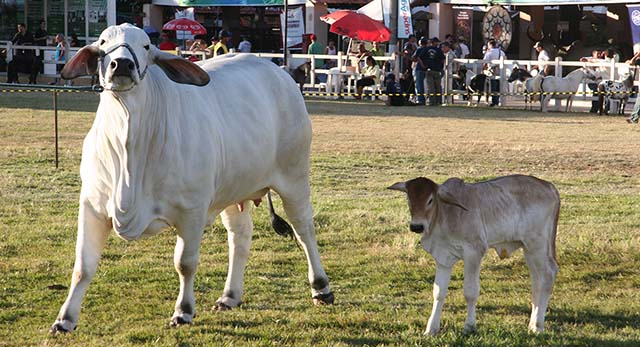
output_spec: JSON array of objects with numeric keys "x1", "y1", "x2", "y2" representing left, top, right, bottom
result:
[
  {"x1": 320, "y1": 10, "x2": 391, "y2": 42},
  {"x1": 162, "y1": 18, "x2": 207, "y2": 35}
]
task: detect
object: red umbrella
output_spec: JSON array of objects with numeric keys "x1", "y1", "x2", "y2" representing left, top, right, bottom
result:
[
  {"x1": 162, "y1": 18, "x2": 207, "y2": 35},
  {"x1": 320, "y1": 10, "x2": 391, "y2": 42}
]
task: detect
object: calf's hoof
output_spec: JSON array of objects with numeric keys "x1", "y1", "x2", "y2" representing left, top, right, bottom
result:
[
  {"x1": 213, "y1": 301, "x2": 234, "y2": 311},
  {"x1": 463, "y1": 323, "x2": 477, "y2": 335},
  {"x1": 312, "y1": 292, "x2": 334, "y2": 305},
  {"x1": 49, "y1": 320, "x2": 76, "y2": 335}
]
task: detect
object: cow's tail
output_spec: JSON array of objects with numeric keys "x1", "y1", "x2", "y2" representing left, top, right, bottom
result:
[{"x1": 267, "y1": 191, "x2": 295, "y2": 239}]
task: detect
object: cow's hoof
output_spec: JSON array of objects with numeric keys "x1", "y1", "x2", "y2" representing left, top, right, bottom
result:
[
  {"x1": 312, "y1": 292, "x2": 334, "y2": 305},
  {"x1": 213, "y1": 301, "x2": 234, "y2": 311},
  {"x1": 49, "y1": 320, "x2": 75, "y2": 335},
  {"x1": 170, "y1": 315, "x2": 193, "y2": 327}
]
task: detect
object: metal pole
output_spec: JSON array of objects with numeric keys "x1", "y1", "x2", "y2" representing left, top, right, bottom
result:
[
  {"x1": 53, "y1": 91, "x2": 59, "y2": 168},
  {"x1": 283, "y1": 0, "x2": 289, "y2": 67}
]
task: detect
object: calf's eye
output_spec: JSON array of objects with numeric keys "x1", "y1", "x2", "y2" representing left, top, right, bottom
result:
[
  {"x1": 144, "y1": 44, "x2": 150, "y2": 50},
  {"x1": 427, "y1": 197, "x2": 433, "y2": 205}
]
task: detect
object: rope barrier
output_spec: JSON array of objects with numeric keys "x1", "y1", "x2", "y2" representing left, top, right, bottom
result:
[
  {"x1": 299, "y1": 89, "x2": 637, "y2": 98},
  {"x1": 0, "y1": 83, "x2": 104, "y2": 93}
]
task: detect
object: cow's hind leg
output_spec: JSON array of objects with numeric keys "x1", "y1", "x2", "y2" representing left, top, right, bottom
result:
[
  {"x1": 215, "y1": 203, "x2": 254, "y2": 310},
  {"x1": 50, "y1": 201, "x2": 110, "y2": 334},
  {"x1": 171, "y1": 214, "x2": 206, "y2": 326},
  {"x1": 272, "y1": 181, "x2": 333, "y2": 305},
  {"x1": 523, "y1": 247, "x2": 558, "y2": 333}
]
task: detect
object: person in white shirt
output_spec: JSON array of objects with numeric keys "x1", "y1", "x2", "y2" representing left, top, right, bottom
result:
[
  {"x1": 532, "y1": 41, "x2": 552, "y2": 76},
  {"x1": 482, "y1": 39, "x2": 505, "y2": 106},
  {"x1": 237, "y1": 36, "x2": 251, "y2": 53},
  {"x1": 457, "y1": 36, "x2": 470, "y2": 59}
]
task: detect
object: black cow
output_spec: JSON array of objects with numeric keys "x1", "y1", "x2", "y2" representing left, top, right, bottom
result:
[{"x1": 6, "y1": 53, "x2": 41, "y2": 84}]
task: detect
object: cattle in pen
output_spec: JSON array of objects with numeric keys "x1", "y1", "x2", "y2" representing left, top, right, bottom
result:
[
  {"x1": 49, "y1": 23, "x2": 333, "y2": 334},
  {"x1": 388, "y1": 175, "x2": 560, "y2": 335}
]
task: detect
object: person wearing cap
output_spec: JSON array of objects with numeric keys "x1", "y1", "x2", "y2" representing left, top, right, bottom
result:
[
  {"x1": 307, "y1": 34, "x2": 324, "y2": 70},
  {"x1": 213, "y1": 30, "x2": 232, "y2": 57},
  {"x1": 532, "y1": 41, "x2": 551, "y2": 76}
]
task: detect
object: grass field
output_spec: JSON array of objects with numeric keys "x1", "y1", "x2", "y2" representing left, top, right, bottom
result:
[{"x1": 1, "y1": 92, "x2": 639, "y2": 346}]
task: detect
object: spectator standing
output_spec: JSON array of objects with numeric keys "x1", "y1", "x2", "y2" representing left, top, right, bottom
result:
[
  {"x1": 213, "y1": 30, "x2": 232, "y2": 57},
  {"x1": 482, "y1": 39, "x2": 505, "y2": 106},
  {"x1": 370, "y1": 41, "x2": 384, "y2": 67},
  {"x1": 6, "y1": 23, "x2": 35, "y2": 83},
  {"x1": 34, "y1": 20, "x2": 48, "y2": 47},
  {"x1": 307, "y1": 34, "x2": 324, "y2": 69},
  {"x1": 401, "y1": 34, "x2": 417, "y2": 103},
  {"x1": 237, "y1": 36, "x2": 252, "y2": 53},
  {"x1": 158, "y1": 32, "x2": 179, "y2": 51},
  {"x1": 532, "y1": 41, "x2": 551, "y2": 76},
  {"x1": 457, "y1": 36, "x2": 470, "y2": 59},
  {"x1": 423, "y1": 37, "x2": 446, "y2": 106},
  {"x1": 49, "y1": 34, "x2": 69, "y2": 85},
  {"x1": 411, "y1": 37, "x2": 430, "y2": 105}
]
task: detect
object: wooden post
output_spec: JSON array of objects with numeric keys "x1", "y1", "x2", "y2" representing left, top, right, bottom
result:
[{"x1": 53, "y1": 91, "x2": 59, "y2": 169}]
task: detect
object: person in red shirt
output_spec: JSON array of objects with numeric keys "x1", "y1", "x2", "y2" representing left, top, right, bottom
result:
[{"x1": 158, "y1": 32, "x2": 178, "y2": 51}]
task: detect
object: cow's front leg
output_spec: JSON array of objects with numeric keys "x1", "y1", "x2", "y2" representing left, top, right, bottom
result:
[
  {"x1": 171, "y1": 219, "x2": 205, "y2": 326},
  {"x1": 425, "y1": 263, "x2": 452, "y2": 336},
  {"x1": 50, "y1": 201, "x2": 110, "y2": 334},
  {"x1": 215, "y1": 203, "x2": 254, "y2": 310}
]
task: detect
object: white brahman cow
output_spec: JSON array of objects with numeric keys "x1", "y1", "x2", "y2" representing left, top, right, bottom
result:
[
  {"x1": 49, "y1": 23, "x2": 333, "y2": 334},
  {"x1": 388, "y1": 175, "x2": 560, "y2": 335}
]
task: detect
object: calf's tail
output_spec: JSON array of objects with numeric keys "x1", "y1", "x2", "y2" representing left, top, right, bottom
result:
[{"x1": 267, "y1": 191, "x2": 295, "y2": 239}]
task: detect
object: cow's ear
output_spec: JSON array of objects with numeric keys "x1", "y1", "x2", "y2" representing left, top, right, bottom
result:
[
  {"x1": 387, "y1": 182, "x2": 407, "y2": 192},
  {"x1": 61, "y1": 44, "x2": 100, "y2": 80},
  {"x1": 437, "y1": 178, "x2": 468, "y2": 211},
  {"x1": 150, "y1": 47, "x2": 210, "y2": 86}
]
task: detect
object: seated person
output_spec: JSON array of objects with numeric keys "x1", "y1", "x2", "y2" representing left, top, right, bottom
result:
[
  {"x1": 350, "y1": 43, "x2": 371, "y2": 72},
  {"x1": 355, "y1": 56, "x2": 380, "y2": 99},
  {"x1": 158, "y1": 32, "x2": 178, "y2": 51},
  {"x1": 385, "y1": 73, "x2": 412, "y2": 106}
]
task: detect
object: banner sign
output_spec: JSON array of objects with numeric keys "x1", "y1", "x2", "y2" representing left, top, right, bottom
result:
[
  {"x1": 628, "y1": 4, "x2": 640, "y2": 51},
  {"x1": 153, "y1": 0, "x2": 305, "y2": 6},
  {"x1": 280, "y1": 6, "x2": 304, "y2": 49},
  {"x1": 453, "y1": 9, "x2": 472, "y2": 47},
  {"x1": 397, "y1": 0, "x2": 413, "y2": 39}
]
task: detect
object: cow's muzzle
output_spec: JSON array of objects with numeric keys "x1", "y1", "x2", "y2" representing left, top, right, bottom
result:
[
  {"x1": 409, "y1": 223, "x2": 424, "y2": 233},
  {"x1": 110, "y1": 58, "x2": 136, "y2": 77}
]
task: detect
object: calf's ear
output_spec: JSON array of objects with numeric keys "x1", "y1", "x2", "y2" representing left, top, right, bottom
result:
[
  {"x1": 151, "y1": 47, "x2": 210, "y2": 86},
  {"x1": 387, "y1": 182, "x2": 407, "y2": 192},
  {"x1": 61, "y1": 44, "x2": 100, "y2": 80},
  {"x1": 437, "y1": 178, "x2": 468, "y2": 211}
]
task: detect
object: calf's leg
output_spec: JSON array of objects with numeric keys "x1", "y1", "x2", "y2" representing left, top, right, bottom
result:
[
  {"x1": 462, "y1": 253, "x2": 482, "y2": 333},
  {"x1": 425, "y1": 263, "x2": 453, "y2": 336},
  {"x1": 215, "y1": 203, "x2": 254, "y2": 310},
  {"x1": 50, "y1": 202, "x2": 111, "y2": 333},
  {"x1": 524, "y1": 248, "x2": 558, "y2": 333}
]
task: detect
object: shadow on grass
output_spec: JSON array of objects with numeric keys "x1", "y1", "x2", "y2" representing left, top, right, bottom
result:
[{"x1": 338, "y1": 336, "x2": 391, "y2": 346}]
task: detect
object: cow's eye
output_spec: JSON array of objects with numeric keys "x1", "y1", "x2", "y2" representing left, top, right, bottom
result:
[
  {"x1": 99, "y1": 39, "x2": 105, "y2": 46},
  {"x1": 427, "y1": 197, "x2": 433, "y2": 205},
  {"x1": 144, "y1": 44, "x2": 150, "y2": 50}
]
